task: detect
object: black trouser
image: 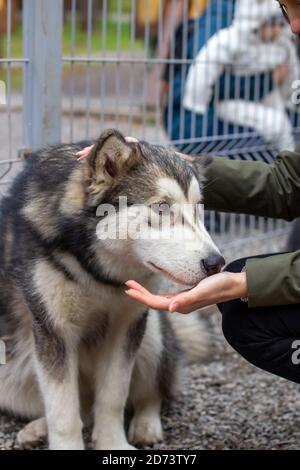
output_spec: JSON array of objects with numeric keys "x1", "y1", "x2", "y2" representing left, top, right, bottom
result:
[{"x1": 219, "y1": 254, "x2": 300, "y2": 385}]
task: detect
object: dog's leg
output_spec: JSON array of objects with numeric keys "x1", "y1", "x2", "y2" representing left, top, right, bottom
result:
[
  {"x1": 92, "y1": 312, "x2": 148, "y2": 450},
  {"x1": 33, "y1": 323, "x2": 84, "y2": 450},
  {"x1": 28, "y1": 260, "x2": 86, "y2": 450},
  {"x1": 128, "y1": 310, "x2": 183, "y2": 446},
  {"x1": 128, "y1": 311, "x2": 164, "y2": 446},
  {"x1": 128, "y1": 382, "x2": 163, "y2": 446},
  {"x1": 92, "y1": 352, "x2": 136, "y2": 450}
]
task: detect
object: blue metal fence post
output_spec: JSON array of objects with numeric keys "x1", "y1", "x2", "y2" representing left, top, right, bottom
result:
[{"x1": 23, "y1": 0, "x2": 63, "y2": 150}]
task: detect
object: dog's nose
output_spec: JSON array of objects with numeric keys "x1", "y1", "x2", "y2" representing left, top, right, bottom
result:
[{"x1": 201, "y1": 254, "x2": 225, "y2": 276}]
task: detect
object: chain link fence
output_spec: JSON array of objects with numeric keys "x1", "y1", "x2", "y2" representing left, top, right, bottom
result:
[{"x1": 0, "y1": 0, "x2": 294, "y2": 253}]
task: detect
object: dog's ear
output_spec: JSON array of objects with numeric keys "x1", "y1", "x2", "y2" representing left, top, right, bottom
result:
[{"x1": 83, "y1": 129, "x2": 140, "y2": 206}]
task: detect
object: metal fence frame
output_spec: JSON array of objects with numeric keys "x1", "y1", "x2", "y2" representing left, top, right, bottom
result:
[
  {"x1": 0, "y1": 0, "x2": 292, "y2": 251},
  {"x1": 23, "y1": 0, "x2": 63, "y2": 150}
]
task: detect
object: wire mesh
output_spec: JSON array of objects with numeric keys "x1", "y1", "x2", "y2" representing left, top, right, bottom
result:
[{"x1": 0, "y1": 0, "x2": 293, "y2": 248}]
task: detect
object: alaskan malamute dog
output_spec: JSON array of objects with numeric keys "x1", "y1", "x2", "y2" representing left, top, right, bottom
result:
[{"x1": 0, "y1": 129, "x2": 224, "y2": 450}]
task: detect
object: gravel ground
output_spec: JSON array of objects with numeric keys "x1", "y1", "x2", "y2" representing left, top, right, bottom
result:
[
  {"x1": 0, "y1": 108, "x2": 298, "y2": 450},
  {"x1": 1, "y1": 306, "x2": 300, "y2": 451},
  {"x1": 154, "y1": 310, "x2": 300, "y2": 451}
]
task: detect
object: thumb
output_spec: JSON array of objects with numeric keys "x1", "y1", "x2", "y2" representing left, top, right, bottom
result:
[{"x1": 169, "y1": 287, "x2": 201, "y2": 313}]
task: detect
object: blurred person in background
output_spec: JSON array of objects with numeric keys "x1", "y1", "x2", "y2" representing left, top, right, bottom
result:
[
  {"x1": 163, "y1": 0, "x2": 300, "y2": 157},
  {"x1": 135, "y1": 0, "x2": 210, "y2": 108},
  {"x1": 163, "y1": 0, "x2": 299, "y2": 232},
  {"x1": 162, "y1": 0, "x2": 237, "y2": 154},
  {"x1": 183, "y1": 0, "x2": 299, "y2": 152}
]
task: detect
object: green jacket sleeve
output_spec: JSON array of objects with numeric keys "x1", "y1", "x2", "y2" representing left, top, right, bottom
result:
[
  {"x1": 202, "y1": 148, "x2": 300, "y2": 307},
  {"x1": 245, "y1": 251, "x2": 300, "y2": 307},
  {"x1": 203, "y1": 149, "x2": 300, "y2": 221}
]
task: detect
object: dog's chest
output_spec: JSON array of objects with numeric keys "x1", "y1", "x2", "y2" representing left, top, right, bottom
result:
[
  {"x1": 33, "y1": 256, "x2": 148, "y2": 327},
  {"x1": 71, "y1": 281, "x2": 147, "y2": 330},
  {"x1": 77, "y1": 283, "x2": 149, "y2": 351}
]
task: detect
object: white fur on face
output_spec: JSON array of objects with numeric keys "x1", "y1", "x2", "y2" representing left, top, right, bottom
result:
[
  {"x1": 96, "y1": 174, "x2": 222, "y2": 285},
  {"x1": 188, "y1": 176, "x2": 202, "y2": 204},
  {"x1": 155, "y1": 177, "x2": 188, "y2": 205},
  {"x1": 156, "y1": 175, "x2": 201, "y2": 204},
  {"x1": 133, "y1": 176, "x2": 222, "y2": 285}
]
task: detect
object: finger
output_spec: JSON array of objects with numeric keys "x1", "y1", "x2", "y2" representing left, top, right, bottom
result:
[
  {"x1": 125, "y1": 280, "x2": 173, "y2": 300},
  {"x1": 125, "y1": 289, "x2": 170, "y2": 310},
  {"x1": 77, "y1": 154, "x2": 89, "y2": 161},
  {"x1": 125, "y1": 288, "x2": 199, "y2": 313},
  {"x1": 76, "y1": 145, "x2": 94, "y2": 160},
  {"x1": 152, "y1": 286, "x2": 192, "y2": 298},
  {"x1": 159, "y1": 294, "x2": 179, "y2": 299},
  {"x1": 125, "y1": 289, "x2": 171, "y2": 311},
  {"x1": 125, "y1": 280, "x2": 151, "y2": 295},
  {"x1": 169, "y1": 288, "x2": 202, "y2": 313},
  {"x1": 125, "y1": 136, "x2": 139, "y2": 143},
  {"x1": 76, "y1": 149, "x2": 89, "y2": 157},
  {"x1": 125, "y1": 280, "x2": 190, "y2": 299},
  {"x1": 77, "y1": 152, "x2": 90, "y2": 161},
  {"x1": 158, "y1": 289, "x2": 191, "y2": 299}
]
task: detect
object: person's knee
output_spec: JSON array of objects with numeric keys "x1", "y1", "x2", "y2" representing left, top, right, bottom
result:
[
  {"x1": 221, "y1": 300, "x2": 257, "y2": 357},
  {"x1": 221, "y1": 300, "x2": 245, "y2": 349},
  {"x1": 221, "y1": 301, "x2": 271, "y2": 369}
]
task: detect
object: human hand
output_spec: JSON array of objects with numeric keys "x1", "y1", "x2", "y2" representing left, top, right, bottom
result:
[
  {"x1": 125, "y1": 271, "x2": 248, "y2": 314},
  {"x1": 76, "y1": 145, "x2": 94, "y2": 160}
]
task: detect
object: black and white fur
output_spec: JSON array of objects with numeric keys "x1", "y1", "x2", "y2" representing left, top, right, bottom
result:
[{"x1": 0, "y1": 130, "x2": 222, "y2": 450}]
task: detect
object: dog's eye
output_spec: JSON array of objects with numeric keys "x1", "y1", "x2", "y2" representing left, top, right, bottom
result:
[{"x1": 151, "y1": 202, "x2": 170, "y2": 216}]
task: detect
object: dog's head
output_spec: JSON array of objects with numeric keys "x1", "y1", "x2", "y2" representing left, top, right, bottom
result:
[{"x1": 82, "y1": 129, "x2": 224, "y2": 285}]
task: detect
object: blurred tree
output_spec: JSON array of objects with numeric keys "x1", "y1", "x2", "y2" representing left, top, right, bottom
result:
[
  {"x1": 0, "y1": 0, "x2": 18, "y2": 34},
  {"x1": 0, "y1": 0, "x2": 18, "y2": 60},
  {"x1": 135, "y1": 0, "x2": 209, "y2": 40}
]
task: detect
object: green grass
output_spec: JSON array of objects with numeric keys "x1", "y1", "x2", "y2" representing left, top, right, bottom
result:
[
  {"x1": 63, "y1": 19, "x2": 142, "y2": 55},
  {"x1": 108, "y1": 0, "x2": 133, "y2": 15},
  {"x1": 0, "y1": 17, "x2": 142, "y2": 59},
  {"x1": 0, "y1": 26, "x2": 23, "y2": 58},
  {"x1": 0, "y1": 17, "x2": 142, "y2": 91},
  {"x1": 0, "y1": 68, "x2": 22, "y2": 92}
]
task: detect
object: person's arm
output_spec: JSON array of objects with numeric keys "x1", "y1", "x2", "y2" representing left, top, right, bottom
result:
[
  {"x1": 183, "y1": 27, "x2": 233, "y2": 113},
  {"x1": 245, "y1": 250, "x2": 300, "y2": 307},
  {"x1": 202, "y1": 147, "x2": 300, "y2": 307},
  {"x1": 203, "y1": 147, "x2": 300, "y2": 221}
]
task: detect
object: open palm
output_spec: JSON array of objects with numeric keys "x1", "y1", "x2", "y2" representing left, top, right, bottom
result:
[{"x1": 125, "y1": 271, "x2": 247, "y2": 314}]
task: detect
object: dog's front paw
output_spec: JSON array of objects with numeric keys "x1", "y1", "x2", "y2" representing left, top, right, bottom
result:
[
  {"x1": 94, "y1": 440, "x2": 137, "y2": 450},
  {"x1": 17, "y1": 417, "x2": 47, "y2": 449},
  {"x1": 129, "y1": 413, "x2": 163, "y2": 446},
  {"x1": 113, "y1": 443, "x2": 137, "y2": 451}
]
